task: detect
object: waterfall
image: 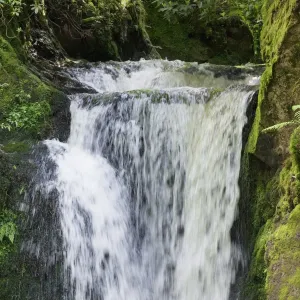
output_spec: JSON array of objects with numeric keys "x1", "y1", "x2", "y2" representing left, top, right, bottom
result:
[{"x1": 29, "y1": 60, "x2": 257, "y2": 300}]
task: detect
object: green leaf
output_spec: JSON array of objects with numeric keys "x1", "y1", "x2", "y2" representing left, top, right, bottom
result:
[
  {"x1": 292, "y1": 105, "x2": 300, "y2": 111},
  {"x1": 0, "y1": 222, "x2": 16, "y2": 244},
  {"x1": 262, "y1": 121, "x2": 296, "y2": 133}
]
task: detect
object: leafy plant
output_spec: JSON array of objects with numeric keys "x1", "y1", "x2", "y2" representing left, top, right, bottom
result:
[
  {"x1": 0, "y1": 100, "x2": 51, "y2": 132},
  {"x1": 30, "y1": 1, "x2": 43, "y2": 14},
  {"x1": 262, "y1": 105, "x2": 300, "y2": 133},
  {"x1": 0, "y1": 89, "x2": 51, "y2": 132},
  {"x1": 0, "y1": 0, "x2": 24, "y2": 17},
  {"x1": 0, "y1": 210, "x2": 17, "y2": 244},
  {"x1": 153, "y1": 0, "x2": 204, "y2": 21},
  {"x1": 152, "y1": 0, "x2": 263, "y2": 57},
  {"x1": 0, "y1": 222, "x2": 16, "y2": 243}
]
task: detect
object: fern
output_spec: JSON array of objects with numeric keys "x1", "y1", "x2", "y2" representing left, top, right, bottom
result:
[{"x1": 262, "y1": 105, "x2": 300, "y2": 133}]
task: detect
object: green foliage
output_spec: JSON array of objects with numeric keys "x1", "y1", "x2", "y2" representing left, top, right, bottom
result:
[
  {"x1": 0, "y1": 0, "x2": 24, "y2": 17},
  {"x1": 152, "y1": 0, "x2": 201, "y2": 21},
  {"x1": 0, "y1": 98, "x2": 51, "y2": 132},
  {"x1": 0, "y1": 0, "x2": 43, "y2": 38},
  {"x1": 30, "y1": 1, "x2": 43, "y2": 15},
  {"x1": 152, "y1": 0, "x2": 263, "y2": 58},
  {"x1": 229, "y1": 0, "x2": 263, "y2": 57},
  {"x1": 0, "y1": 222, "x2": 16, "y2": 243},
  {"x1": 0, "y1": 210, "x2": 16, "y2": 244},
  {"x1": 0, "y1": 36, "x2": 54, "y2": 136},
  {"x1": 0, "y1": 0, "x2": 43, "y2": 17},
  {"x1": 262, "y1": 105, "x2": 300, "y2": 133},
  {"x1": 1, "y1": 141, "x2": 30, "y2": 153}
]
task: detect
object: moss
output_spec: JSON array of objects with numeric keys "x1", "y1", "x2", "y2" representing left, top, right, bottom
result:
[
  {"x1": 244, "y1": 220, "x2": 272, "y2": 299},
  {"x1": 245, "y1": 3, "x2": 300, "y2": 294},
  {"x1": 208, "y1": 88, "x2": 223, "y2": 100},
  {"x1": 0, "y1": 36, "x2": 68, "y2": 140},
  {"x1": 266, "y1": 205, "x2": 300, "y2": 299},
  {"x1": 144, "y1": 4, "x2": 210, "y2": 63},
  {"x1": 290, "y1": 126, "x2": 300, "y2": 167},
  {"x1": 245, "y1": 124, "x2": 300, "y2": 298},
  {"x1": 1, "y1": 142, "x2": 30, "y2": 153},
  {"x1": 253, "y1": 174, "x2": 279, "y2": 231},
  {"x1": 144, "y1": 1, "x2": 254, "y2": 64},
  {"x1": 246, "y1": 65, "x2": 272, "y2": 153},
  {"x1": 260, "y1": 0, "x2": 297, "y2": 64},
  {"x1": 246, "y1": 0, "x2": 298, "y2": 154}
]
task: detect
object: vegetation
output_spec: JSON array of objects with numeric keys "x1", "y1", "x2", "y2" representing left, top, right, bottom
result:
[
  {"x1": 247, "y1": 0, "x2": 298, "y2": 153},
  {"x1": 0, "y1": 210, "x2": 16, "y2": 245},
  {"x1": 262, "y1": 105, "x2": 300, "y2": 133},
  {"x1": 0, "y1": 89, "x2": 50, "y2": 133},
  {"x1": 152, "y1": 0, "x2": 263, "y2": 57},
  {"x1": 242, "y1": 1, "x2": 300, "y2": 299}
]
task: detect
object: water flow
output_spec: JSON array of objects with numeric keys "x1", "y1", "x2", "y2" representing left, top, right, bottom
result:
[{"x1": 37, "y1": 60, "x2": 254, "y2": 300}]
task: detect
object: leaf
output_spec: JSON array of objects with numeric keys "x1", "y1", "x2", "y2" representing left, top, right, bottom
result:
[
  {"x1": 0, "y1": 222, "x2": 16, "y2": 244},
  {"x1": 292, "y1": 105, "x2": 300, "y2": 111},
  {"x1": 262, "y1": 121, "x2": 295, "y2": 133},
  {"x1": 294, "y1": 111, "x2": 300, "y2": 122}
]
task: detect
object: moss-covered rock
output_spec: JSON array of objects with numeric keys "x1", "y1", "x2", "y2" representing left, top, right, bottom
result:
[
  {"x1": 243, "y1": 1, "x2": 300, "y2": 298},
  {"x1": 243, "y1": 130, "x2": 300, "y2": 299},
  {"x1": 0, "y1": 22, "x2": 71, "y2": 298},
  {"x1": 247, "y1": 0, "x2": 299, "y2": 163},
  {"x1": 43, "y1": 0, "x2": 156, "y2": 61}
]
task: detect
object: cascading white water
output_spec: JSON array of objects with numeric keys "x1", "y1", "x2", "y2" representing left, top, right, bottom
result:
[{"x1": 39, "y1": 60, "x2": 257, "y2": 300}]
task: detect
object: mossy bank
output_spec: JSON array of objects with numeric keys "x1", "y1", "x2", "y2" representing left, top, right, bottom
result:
[{"x1": 242, "y1": 0, "x2": 300, "y2": 299}]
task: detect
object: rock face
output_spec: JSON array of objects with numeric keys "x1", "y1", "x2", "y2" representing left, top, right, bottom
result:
[
  {"x1": 41, "y1": 0, "x2": 156, "y2": 62},
  {"x1": 243, "y1": 1, "x2": 300, "y2": 299}
]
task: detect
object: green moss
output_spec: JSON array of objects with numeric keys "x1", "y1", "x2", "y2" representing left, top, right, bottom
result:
[
  {"x1": 127, "y1": 89, "x2": 152, "y2": 96},
  {"x1": 246, "y1": 65, "x2": 272, "y2": 153},
  {"x1": 246, "y1": 124, "x2": 300, "y2": 298},
  {"x1": 253, "y1": 174, "x2": 279, "y2": 230},
  {"x1": 266, "y1": 205, "x2": 300, "y2": 299},
  {"x1": 145, "y1": 9, "x2": 210, "y2": 63},
  {"x1": 246, "y1": 0, "x2": 298, "y2": 154},
  {"x1": 290, "y1": 126, "x2": 300, "y2": 167},
  {"x1": 0, "y1": 36, "x2": 56, "y2": 137},
  {"x1": 260, "y1": 0, "x2": 297, "y2": 64},
  {"x1": 144, "y1": 1, "x2": 254, "y2": 64},
  {"x1": 1, "y1": 142, "x2": 30, "y2": 153},
  {"x1": 245, "y1": 5, "x2": 300, "y2": 295},
  {"x1": 244, "y1": 220, "x2": 272, "y2": 299}
]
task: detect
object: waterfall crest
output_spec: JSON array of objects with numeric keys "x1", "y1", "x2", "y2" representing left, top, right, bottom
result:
[{"x1": 30, "y1": 60, "x2": 257, "y2": 300}]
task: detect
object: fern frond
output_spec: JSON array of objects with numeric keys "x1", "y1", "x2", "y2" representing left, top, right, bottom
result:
[
  {"x1": 294, "y1": 111, "x2": 300, "y2": 122},
  {"x1": 292, "y1": 105, "x2": 300, "y2": 111},
  {"x1": 261, "y1": 121, "x2": 295, "y2": 133}
]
